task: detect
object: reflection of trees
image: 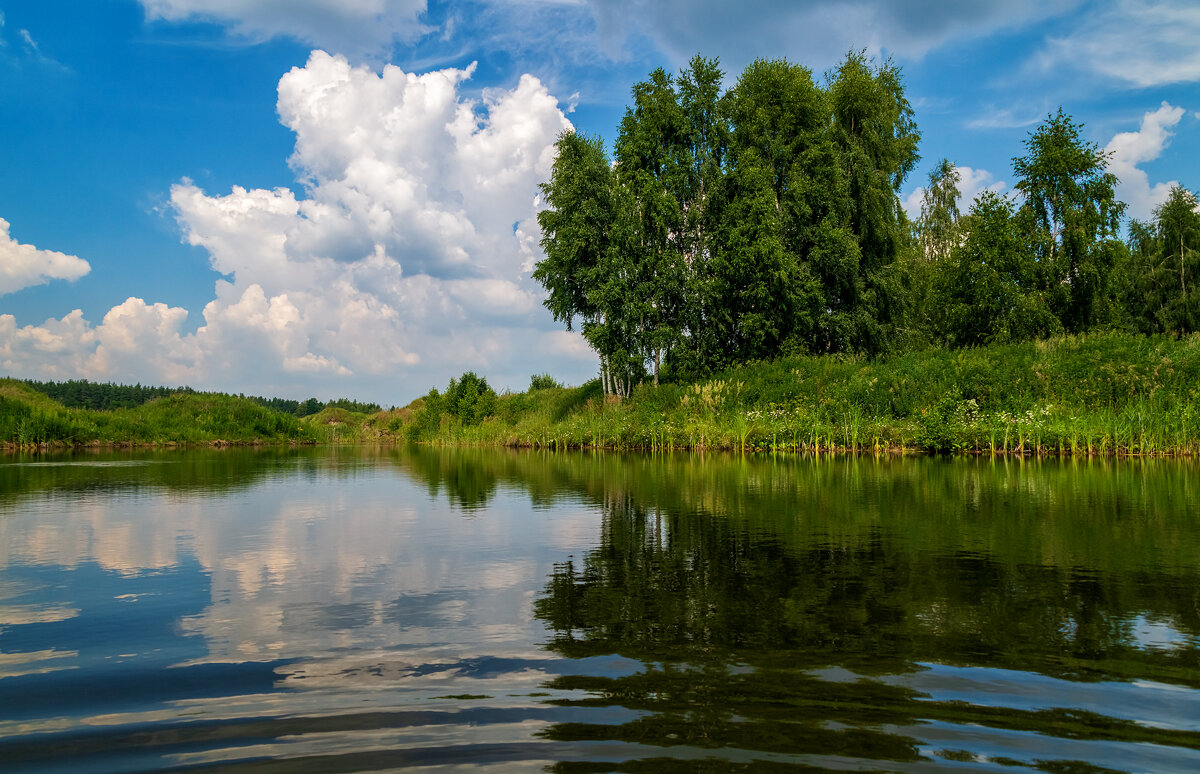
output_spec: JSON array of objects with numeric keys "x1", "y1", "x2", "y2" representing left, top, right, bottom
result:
[
  {"x1": 390, "y1": 446, "x2": 502, "y2": 512},
  {"x1": 532, "y1": 460, "x2": 1200, "y2": 769},
  {"x1": 0, "y1": 446, "x2": 369, "y2": 506}
]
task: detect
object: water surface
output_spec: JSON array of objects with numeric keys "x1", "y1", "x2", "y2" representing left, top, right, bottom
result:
[{"x1": 1, "y1": 447, "x2": 1198, "y2": 772}]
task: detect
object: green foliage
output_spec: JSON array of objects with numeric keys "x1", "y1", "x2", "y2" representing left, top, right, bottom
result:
[
  {"x1": 408, "y1": 389, "x2": 445, "y2": 441},
  {"x1": 323, "y1": 397, "x2": 383, "y2": 414},
  {"x1": 938, "y1": 191, "x2": 1061, "y2": 346},
  {"x1": 0, "y1": 379, "x2": 321, "y2": 448},
  {"x1": 529, "y1": 373, "x2": 562, "y2": 391},
  {"x1": 535, "y1": 51, "x2": 920, "y2": 389},
  {"x1": 1126, "y1": 185, "x2": 1200, "y2": 335},
  {"x1": 395, "y1": 333, "x2": 1200, "y2": 456},
  {"x1": 1012, "y1": 108, "x2": 1125, "y2": 333},
  {"x1": 404, "y1": 372, "x2": 499, "y2": 441},
  {"x1": 296, "y1": 397, "x2": 323, "y2": 417},
  {"x1": 22, "y1": 378, "x2": 195, "y2": 410},
  {"x1": 444, "y1": 372, "x2": 497, "y2": 425},
  {"x1": 914, "y1": 158, "x2": 961, "y2": 262}
]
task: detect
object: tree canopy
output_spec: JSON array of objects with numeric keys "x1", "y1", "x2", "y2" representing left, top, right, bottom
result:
[
  {"x1": 535, "y1": 52, "x2": 921, "y2": 393},
  {"x1": 536, "y1": 57, "x2": 1193, "y2": 393}
]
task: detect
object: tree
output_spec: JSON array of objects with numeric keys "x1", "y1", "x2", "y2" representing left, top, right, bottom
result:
[
  {"x1": 296, "y1": 397, "x2": 323, "y2": 417},
  {"x1": 614, "y1": 68, "x2": 690, "y2": 384},
  {"x1": 535, "y1": 52, "x2": 922, "y2": 380},
  {"x1": 444, "y1": 371, "x2": 497, "y2": 425},
  {"x1": 938, "y1": 192, "x2": 1059, "y2": 346},
  {"x1": 535, "y1": 131, "x2": 616, "y2": 337},
  {"x1": 1012, "y1": 109, "x2": 1125, "y2": 333},
  {"x1": 535, "y1": 131, "x2": 641, "y2": 396},
  {"x1": 915, "y1": 158, "x2": 961, "y2": 262},
  {"x1": 713, "y1": 57, "x2": 827, "y2": 361},
  {"x1": 824, "y1": 50, "x2": 921, "y2": 352},
  {"x1": 1127, "y1": 185, "x2": 1200, "y2": 334},
  {"x1": 1155, "y1": 185, "x2": 1200, "y2": 332}
]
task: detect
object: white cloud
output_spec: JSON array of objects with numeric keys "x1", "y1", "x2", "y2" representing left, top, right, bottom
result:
[
  {"x1": 0, "y1": 310, "x2": 95, "y2": 381},
  {"x1": 1039, "y1": 0, "x2": 1200, "y2": 87},
  {"x1": 1105, "y1": 102, "x2": 1186, "y2": 221},
  {"x1": 902, "y1": 166, "x2": 1007, "y2": 221},
  {"x1": 0, "y1": 53, "x2": 596, "y2": 402},
  {"x1": 85, "y1": 298, "x2": 200, "y2": 384},
  {"x1": 966, "y1": 106, "x2": 1047, "y2": 130},
  {"x1": 580, "y1": 0, "x2": 1076, "y2": 69},
  {"x1": 167, "y1": 51, "x2": 581, "y2": 396},
  {"x1": 958, "y1": 167, "x2": 1009, "y2": 209},
  {"x1": 140, "y1": 0, "x2": 429, "y2": 59},
  {"x1": 0, "y1": 218, "x2": 90, "y2": 296}
]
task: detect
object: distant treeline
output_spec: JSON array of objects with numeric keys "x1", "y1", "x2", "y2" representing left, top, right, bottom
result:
[
  {"x1": 22, "y1": 379, "x2": 382, "y2": 416},
  {"x1": 22, "y1": 379, "x2": 196, "y2": 410},
  {"x1": 249, "y1": 396, "x2": 384, "y2": 416}
]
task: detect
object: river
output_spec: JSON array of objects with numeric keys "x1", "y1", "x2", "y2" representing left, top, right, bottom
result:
[{"x1": 1, "y1": 446, "x2": 1198, "y2": 772}]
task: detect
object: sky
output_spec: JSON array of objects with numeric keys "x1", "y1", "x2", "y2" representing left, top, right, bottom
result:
[{"x1": 1, "y1": 0, "x2": 1199, "y2": 406}]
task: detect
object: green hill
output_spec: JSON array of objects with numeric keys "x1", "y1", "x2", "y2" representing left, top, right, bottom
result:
[{"x1": 1, "y1": 379, "x2": 320, "y2": 449}]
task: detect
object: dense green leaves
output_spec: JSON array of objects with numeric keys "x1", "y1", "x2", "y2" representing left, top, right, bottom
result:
[
  {"x1": 915, "y1": 159, "x2": 961, "y2": 263},
  {"x1": 1012, "y1": 109, "x2": 1125, "y2": 332},
  {"x1": 535, "y1": 52, "x2": 921, "y2": 389},
  {"x1": 1127, "y1": 185, "x2": 1200, "y2": 335},
  {"x1": 938, "y1": 192, "x2": 1060, "y2": 346},
  {"x1": 535, "y1": 56, "x2": 1198, "y2": 391}
]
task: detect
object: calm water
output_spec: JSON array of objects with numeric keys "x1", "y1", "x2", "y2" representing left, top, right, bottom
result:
[{"x1": 1, "y1": 447, "x2": 1198, "y2": 773}]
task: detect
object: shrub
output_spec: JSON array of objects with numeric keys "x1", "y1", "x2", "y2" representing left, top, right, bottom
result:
[
  {"x1": 445, "y1": 372, "x2": 498, "y2": 425},
  {"x1": 529, "y1": 373, "x2": 562, "y2": 391}
]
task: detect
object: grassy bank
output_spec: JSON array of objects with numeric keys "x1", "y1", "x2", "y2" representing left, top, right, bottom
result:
[
  {"x1": 412, "y1": 332, "x2": 1200, "y2": 456},
  {"x1": 5, "y1": 331, "x2": 1199, "y2": 455}
]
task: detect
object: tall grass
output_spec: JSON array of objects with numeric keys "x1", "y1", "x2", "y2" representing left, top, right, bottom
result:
[{"x1": 405, "y1": 332, "x2": 1200, "y2": 457}]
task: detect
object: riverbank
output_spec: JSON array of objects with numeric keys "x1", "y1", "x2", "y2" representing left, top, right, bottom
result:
[
  {"x1": 414, "y1": 332, "x2": 1200, "y2": 457},
  {"x1": 5, "y1": 331, "x2": 1200, "y2": 456}
]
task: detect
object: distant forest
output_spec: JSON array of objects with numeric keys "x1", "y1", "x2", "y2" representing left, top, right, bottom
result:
[
  {"x1": 535, "y1": 52, "x2": 1200, "y2": 396},
  {"x1": 21, "y1": 379, "x2": 382, "y2": 416}
]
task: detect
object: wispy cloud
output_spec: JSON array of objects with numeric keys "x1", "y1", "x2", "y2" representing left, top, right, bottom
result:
[
  {"x1": 0, "y1": 22, "x2": 69, "y2": 72},
  {"x1": 1037, "y1": 0, "x2": 1200, "y2": 87},
  {"x1": 140, "y1": 0, "x2": 431, "y2": 62},
  {"x1": 575, "y1": 0, "x2": 1078, "y2": 71},
  {"x1": 966, "y1": 105, "x2": 1047, "y2": 130}
]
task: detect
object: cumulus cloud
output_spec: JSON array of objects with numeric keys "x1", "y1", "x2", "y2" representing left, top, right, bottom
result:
[
  {"x1": 168, "y1": 52, "x2": 579, "y2": 392},
  {"x1": 140, "y1": 0, "x2": 429, "y2": 59},
  {"x1": 1105, "y1": 102, "x2": 1186, "y2": 221},
  {"x1": 0, "y1": 310, "x2": 95, "y2": 381},
  {"x1": 1, "y1": 53, "x2": 595, "y2": 402},
  {"x1": 0, "y1": 218, "x2": 90, "y2": 296},
  {"x1": 1039, "y1": 0, "x2": 1200, "y2": 87}
]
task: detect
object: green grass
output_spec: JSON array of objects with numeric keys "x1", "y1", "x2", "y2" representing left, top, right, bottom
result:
[
  {"x1": 407, "y1": 332, "x2": 1200, "y2": 457},
  {"x1": 7, "y1": 331, "x2": 1200, "y2": 456}
]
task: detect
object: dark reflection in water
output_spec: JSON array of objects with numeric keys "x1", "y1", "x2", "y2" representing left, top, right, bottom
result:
[
  {"x1": 532, "y1": 476, "x2": 1200, "y2": 771},
  {"x1": 0, "y1": 447, "x2": 1198, "y2": 772}
]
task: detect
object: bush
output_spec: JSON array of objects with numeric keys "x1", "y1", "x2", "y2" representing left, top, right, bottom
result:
[
  {"x1": 529, "y1": 373, "x2": 562, "y2": 391},
  {"x1": 445, "y1": 372, "x2": 498, "y2": 425}
]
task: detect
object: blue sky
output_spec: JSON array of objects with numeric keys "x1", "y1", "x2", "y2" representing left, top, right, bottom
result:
[{"x1": 1, "y1": 0, "x2": 1198, "y2": 405}]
